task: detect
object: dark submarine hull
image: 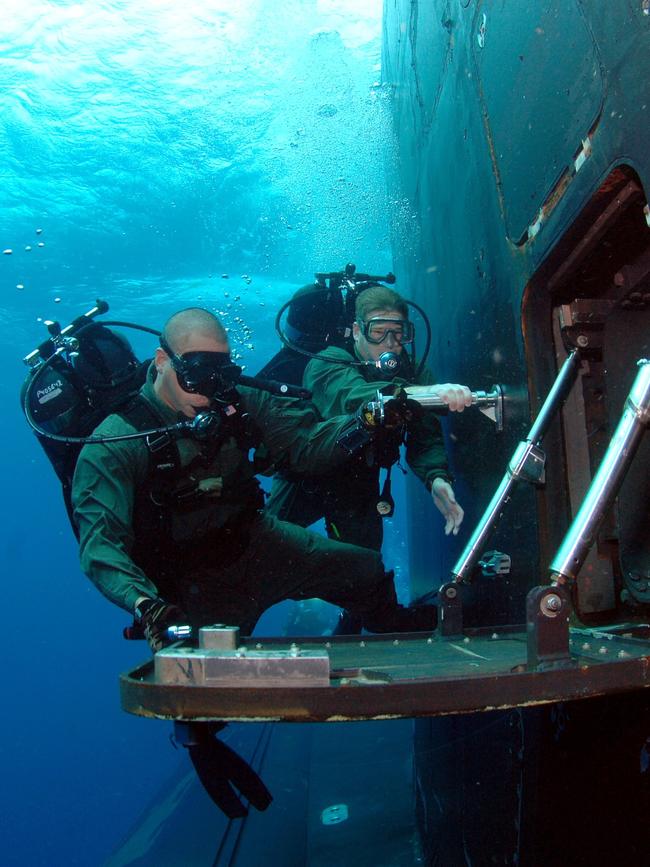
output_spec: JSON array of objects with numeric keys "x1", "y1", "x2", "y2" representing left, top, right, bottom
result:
[
  {"x1": 113, "y1": 2, "x2": 650, "y2": 863},
  {"x1": 381, "y1": 1, "x2": 650, "y2": 863}
]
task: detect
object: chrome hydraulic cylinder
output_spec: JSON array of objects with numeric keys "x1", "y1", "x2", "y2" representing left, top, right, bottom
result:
[
  {"x1": 550, "y1": 359, "x2": 650, "y2": 585},
  {"x1": 452, "y1": 350, "x2": 581, "y2": 583}
]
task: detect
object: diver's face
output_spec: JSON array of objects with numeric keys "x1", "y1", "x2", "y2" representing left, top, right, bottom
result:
[
  {"x1": 154, "y1": 332, "x2": 231, "y2": 418},
  {"x1": 352, "y1": 308, "x2": 407, "y2": 364}
]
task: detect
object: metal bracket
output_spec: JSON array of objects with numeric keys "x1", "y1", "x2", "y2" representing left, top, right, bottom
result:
[
  {"x1": 438, "y1": 582, "x2": 463, "y2": 638},
  {"x1": 526, "y1": 585, "x2": 572, "y2": 669},
  {"x1": 559, "y1": 299, "x2": 613, "y2": 359},
  {"x1": 476, "y1": 384, "x2": 504, "y2": 431},
  {"x1": 478, "y1": 550, "x2": 511, "y2": 579},
  {"x1": 508, "y1": 440, "x2": 546, "y2": 485}
]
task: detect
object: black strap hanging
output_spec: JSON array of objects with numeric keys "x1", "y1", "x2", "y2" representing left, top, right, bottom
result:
[{"x1": 376, "y1": 467, "x2": 395, "y2": 518}]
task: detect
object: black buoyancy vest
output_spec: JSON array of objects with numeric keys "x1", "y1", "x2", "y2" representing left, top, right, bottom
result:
[{"x1": 120, "y1": 395, "x2": 265, "y2": 597}]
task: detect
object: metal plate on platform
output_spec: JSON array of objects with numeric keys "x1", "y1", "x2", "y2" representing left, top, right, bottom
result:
[
  {"x1": 155, "y1": 645, "x2": 330, "y2": 688},
  {"x1": 120, "y1": 626, "x2": 650, "y2": 723}
]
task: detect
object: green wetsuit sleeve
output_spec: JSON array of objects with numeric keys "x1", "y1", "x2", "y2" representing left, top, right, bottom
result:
[
  {"x1": 405, "y1": 365, "x2": 452, "y2": 488},
  {"x1": 71, "y1": 416, "x2": 158, "y2": 613},
  {"x1": 305, "y1": 351, "x2": 451, "y2": 488},
  {"x1": 404, "y1": 414, "x2": 451, "y2": 488},
  {"x1": 240, "y1": 386, "x2": 357, "y2": 475}
]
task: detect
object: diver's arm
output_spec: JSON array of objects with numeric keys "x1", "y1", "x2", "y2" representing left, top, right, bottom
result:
[
  {"x1": 404, "y1": 365, "x2": 451, "y2": 485},
  {"x1": 72, "y1": 419, "x2": 158, "y2": 613},
  {"x1": 405, "y1": 415, "x2": 466, "y2": 534},
  {"x1": 406, "y1": 366, "x2": 465, "y2": 532},
  {"x1": 404, "y1": 408, "x2": 452, "y2": 487},
  {"x1": 240, "y1": 386, "x2": 370, "y2": 475}
]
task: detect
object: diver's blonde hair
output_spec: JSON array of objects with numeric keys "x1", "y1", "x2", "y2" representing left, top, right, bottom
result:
[{"x1": 355, "y1": 286, "x2": 408, "y2": 321}]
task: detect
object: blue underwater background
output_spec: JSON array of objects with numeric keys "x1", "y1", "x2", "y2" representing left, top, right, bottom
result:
[{"x1": 0, "y1": 2, "x2": 421, "y2": 863}]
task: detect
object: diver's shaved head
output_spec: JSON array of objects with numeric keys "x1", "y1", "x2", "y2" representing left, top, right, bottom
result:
[{"x1": 162, "y1": 307, "x2": 228, "y2": 352}]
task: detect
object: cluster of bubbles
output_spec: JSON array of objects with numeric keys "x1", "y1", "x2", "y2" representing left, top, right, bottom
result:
[
  {"x1": 206, "y1": 272, "x2": 273, "y2": 369},
  {"x1": 3, "y1": 228, "x2": 53, "y2": 296}
]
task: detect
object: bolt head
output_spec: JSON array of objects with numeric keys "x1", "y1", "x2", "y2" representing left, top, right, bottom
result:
[{"x1": 543, "y1": 593, "x2": 562, "y2": 613}]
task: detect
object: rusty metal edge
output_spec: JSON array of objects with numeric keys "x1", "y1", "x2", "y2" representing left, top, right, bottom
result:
[{"x1": 119, "y1": 654, "x2": 650, "y2": 723}]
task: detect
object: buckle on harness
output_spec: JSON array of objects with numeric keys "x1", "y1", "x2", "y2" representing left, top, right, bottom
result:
[{"x1": 146, "y1": 430, "x2": 173, "y2": 453}]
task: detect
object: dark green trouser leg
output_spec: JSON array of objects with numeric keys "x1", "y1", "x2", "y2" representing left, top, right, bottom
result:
[
  {"x1": 179, "y1": 514, "x2": 436, "y2": 635},
  {"x1": 240, "y1": 515, "x2": 435, "y2": 633}
]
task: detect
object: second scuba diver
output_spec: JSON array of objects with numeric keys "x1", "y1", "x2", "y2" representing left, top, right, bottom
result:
[{"x1": 265, "y1": 282, "x2": 472, "y2": 631}]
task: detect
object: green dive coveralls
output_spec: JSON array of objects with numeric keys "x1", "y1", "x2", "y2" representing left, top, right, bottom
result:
[
  {"x1": 266, "y1": 345, "x2": 452, "y2": 551},
  {"x1": 71, "y1": 366, "x2": 411, "y2": 635}
]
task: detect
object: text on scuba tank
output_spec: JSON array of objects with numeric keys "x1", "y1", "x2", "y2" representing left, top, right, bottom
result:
[{"x1": 37, "y1": 380, "x2": 64, "y2": 403}]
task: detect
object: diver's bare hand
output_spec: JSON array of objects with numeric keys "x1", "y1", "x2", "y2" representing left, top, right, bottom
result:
[
  {"x1": 430, "y1": 383, "x2": 473, "y2": 412},
  {"x1": 431, "y1": 478, "x2": 464, "y2": 535}
]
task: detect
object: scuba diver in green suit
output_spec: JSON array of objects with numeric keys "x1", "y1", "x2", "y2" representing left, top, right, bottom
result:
[
  {"x1": 71, "y1": 306, "x2": 438, "y2": 649},
  {"x1": 265, "y1": 283, "x2": 471, "y2": 632}
]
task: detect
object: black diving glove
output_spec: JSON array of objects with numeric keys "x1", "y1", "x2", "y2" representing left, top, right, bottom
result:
[
  {"x1": 381, "y1": 387, "x2": 424, "y2": 429},
  {"x1": 135, "y1": 598, "x2": 188, "y2": 653},
  {"x1": 337, "y1": 388, "x2": 423, "y2": 456},
  {"x1": 354, "y1": 387, "x2": 423, "y2": 431}
]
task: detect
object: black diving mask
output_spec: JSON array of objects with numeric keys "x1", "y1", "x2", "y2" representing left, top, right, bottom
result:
[
  {"x1": 160, "y1": 336, "x2": 242, "y2": 398},
  {"x1": 361, "y1": 317, "x2": 415, "y2": 346}
]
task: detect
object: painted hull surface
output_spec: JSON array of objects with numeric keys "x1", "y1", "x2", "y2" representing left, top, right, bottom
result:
[{"x1": 380, "y1": 1, "x2": 650, "y2": 862}]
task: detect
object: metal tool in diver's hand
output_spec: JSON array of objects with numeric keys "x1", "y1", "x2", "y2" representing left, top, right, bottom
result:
[{"x1": 367, "y1": 384, "x2": 504, "y2": 430}]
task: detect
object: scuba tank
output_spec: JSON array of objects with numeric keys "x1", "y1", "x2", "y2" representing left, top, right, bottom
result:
[{"x1": 21, "y1": 314, "x2": 149, "y2": 531}]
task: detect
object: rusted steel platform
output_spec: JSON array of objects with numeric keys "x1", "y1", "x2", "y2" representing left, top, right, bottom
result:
[{"x1": 120, "y1": 625, "x2": 650, "y2": 723}]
